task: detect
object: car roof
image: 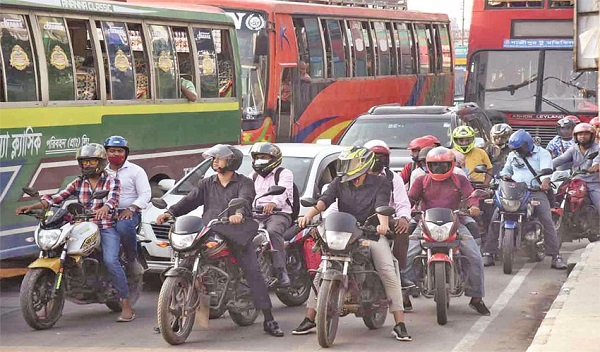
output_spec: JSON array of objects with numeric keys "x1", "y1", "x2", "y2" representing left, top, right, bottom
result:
[
  {"x1": 366, "y1": 105, "x2": 452, "y2": 116},
  {"x1": 236, "y1": 143, "x2": 347, "y2": 157}
]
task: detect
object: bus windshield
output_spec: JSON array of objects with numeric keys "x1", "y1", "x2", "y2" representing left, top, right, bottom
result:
[{"x1": 468, "y1": 50, "x2": 597, "y2": 114}]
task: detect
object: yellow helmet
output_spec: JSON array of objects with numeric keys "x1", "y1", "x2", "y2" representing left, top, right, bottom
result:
[
  {"x1": 452, "y1": 126, "x2": 476, "y2": 154},
  {"x1": 336, "y1": 146, "x2": 375, "y2": 183}
]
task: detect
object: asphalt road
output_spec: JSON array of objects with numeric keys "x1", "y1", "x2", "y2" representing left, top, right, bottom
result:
[{"x1": 0, "y1": 242, "x2": 587, "y2": 352}]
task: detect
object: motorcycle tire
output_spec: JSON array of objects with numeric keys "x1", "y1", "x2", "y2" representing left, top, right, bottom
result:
[
  {"x1": 20, "y1": 268, "x2": 65, "y2": 330},
  {"x1": 209, "y1": 304, "x2": 227, "y2": 319},
  {"x1": 362, "y1": 306, "x2": 387, "y2": 329},
  {"x1": 434, "y1": 262, "x2": 448, "y2": 326},
  {"x1": 275, "y1": 274, "x2": 311, "y2": 307},
  {"x1": 526, "y1": 242, "x2": 545, "y2": 263},
  {"x1": 316, "y1": 279, "x2": 343, "y2": 348},
  {"x1": 106, "y1": 273, "x2": 143, "y2": 313},
  {"x1": 229, "y1": 307, "x2": 259, "y2": 326},
  {"x1": 105, "y1": 299, "x2": 122, "y2": 312},
  {"x1": 157, "y1": 276, "x2": 196, "y2": 345},
  {"x1": 502, "y1": 228, "x2": 514, "y2": 275}
]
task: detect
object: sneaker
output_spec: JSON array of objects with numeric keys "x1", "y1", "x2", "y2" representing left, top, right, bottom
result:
[
  {"x1": 392, "y1": 322, "x2": 412, "y2": 341},
  {"x1": 551, "y1": 255, "x2": 567, "y2": 270},
  {"x1": 291, "y1": 317, "x2": 316, "y2": 335},
  {"x1": 264, "y1": 320, "x2": 284, "y2": 337},
  {"x1": 403, "y1": 292, "x2": 413, "y2": 311},
  {"x1": 482, "y1": 253, "x2": 495, "y2": 267},
  {"x1": 469, "y1": 298, "x2": 491, "y2": 316}
]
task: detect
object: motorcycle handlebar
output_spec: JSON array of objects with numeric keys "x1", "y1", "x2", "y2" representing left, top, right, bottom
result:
[{"x1": 253, "y1": 206, "x2": 283, "y2": 213}]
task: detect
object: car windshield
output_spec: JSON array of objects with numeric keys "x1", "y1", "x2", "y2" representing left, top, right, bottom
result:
[
  {"x1": 338, "y1": 117, "x2": 452, "y2": 148},
  {"x1": 172, "y1": 155, "x2": 313, "y2": 196}
]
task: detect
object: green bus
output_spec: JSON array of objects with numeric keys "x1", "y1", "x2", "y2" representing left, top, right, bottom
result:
[{"x1": 0, "y1": 0, "x2": 242, "y2": 259}]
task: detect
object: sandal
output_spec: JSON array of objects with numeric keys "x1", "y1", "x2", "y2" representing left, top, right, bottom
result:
[{"x1": 116, "y1": 311, "x2": 136, "y2": 322}]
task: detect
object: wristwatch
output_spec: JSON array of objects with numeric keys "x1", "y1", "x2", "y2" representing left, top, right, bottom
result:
[{"x1": 128, "y1": 206, "x2": 138, "y2": 212}]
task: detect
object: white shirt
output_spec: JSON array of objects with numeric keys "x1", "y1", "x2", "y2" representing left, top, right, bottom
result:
[
  {"x1": 105, "y1": 160, "x2": 151, "y2": 210},
  {"x1": 250, "y1": 167, "x2": 294, "y2": 214}
]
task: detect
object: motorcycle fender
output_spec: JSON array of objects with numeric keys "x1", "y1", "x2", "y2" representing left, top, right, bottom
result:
[
  {"x1": 427, "y1": 253, "x2": 452, "y2": 266},
  {"x1": 162, "y1": 266, "x2": 193, "y2": 282},
  {"x1": 28, "y1": 256, "x2": 81, "y2": 273},
  {"x1": 503, "y1": 220, "x2": 518, "y2": 229}
]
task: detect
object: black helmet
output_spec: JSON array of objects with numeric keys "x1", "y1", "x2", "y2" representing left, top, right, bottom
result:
[
  {"x1": 250, "y1": 142, "x2": 282, "y2": 177},
  {"x1": 76, "y1": 143, "x2": 108, "y2": 177},
  {"x1": 104, "y1": 136, "x2": 129, "y2": 156},
  {"x1": 202, "y1": 144, "x2": 243, "y2": 173}
]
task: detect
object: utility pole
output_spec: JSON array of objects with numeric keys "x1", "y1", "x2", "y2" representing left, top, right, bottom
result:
[{"x1": 461, "y1": 0, "x2": 465, "y2": 46}]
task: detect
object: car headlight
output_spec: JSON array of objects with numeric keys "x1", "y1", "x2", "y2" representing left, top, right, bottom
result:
[
  {"x1": 37, "y1": 229, "x2": 62, "y2": 250},
  {"x1": 427, "y1": 222, "x2": 454, "y2": 242},
  {"x1": 170, "y1": 233, "x2": 197, "y2": 251},
  {"x1": 324, "y1": 231, "x2": 353, "y2": 251},
  {"x1": 501, "y1": 199, "x2": 522, "y2": 212}
]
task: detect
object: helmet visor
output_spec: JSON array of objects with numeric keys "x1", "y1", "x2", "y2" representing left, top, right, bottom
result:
[
  {"x1": 426, "y1": 161, "x2": 452, "y2": 175},
  {"x1": 337, "y1": 158, "x2": 362, "y2": 177},
  {"x1": 557, "y1": 126, "x2": 574, "y2": 139},
  {"x1": 202, "y1": 144, "x2": 233, "y2": 160},
  {"x1": 455, "y1": 137, "x2": 474, "y2": 146}
]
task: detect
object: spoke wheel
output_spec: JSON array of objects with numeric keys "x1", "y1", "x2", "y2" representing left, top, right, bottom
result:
[
  {"x1": 157, "y1": 276, "x2": 196, "y2": 345},
  {"x1": 20, "y1": 269, "x2": 65, "y2": 330}
]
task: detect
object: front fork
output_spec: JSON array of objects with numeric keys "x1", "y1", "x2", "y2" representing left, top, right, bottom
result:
[
  {"x1": 52, "y1": 248, "x2": 68, "y2": 297},
  {"x1": 426, "y1": 249, "x2": 455, "y2": 294}
]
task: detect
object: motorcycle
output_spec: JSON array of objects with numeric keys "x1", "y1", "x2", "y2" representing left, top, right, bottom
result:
[
  {"x1": 18, "y1": 187, "x2": 143, "y2": 330},
  {"x1": 152, "y1": 186, "x2": 283, "y2": 345},
  {"x1": 303, "y1": 198, "x2": 396, "y2": 348}
]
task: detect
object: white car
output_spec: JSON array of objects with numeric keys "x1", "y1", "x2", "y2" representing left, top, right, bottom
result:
[{"x1": 140, "y1": 143, "x2": 347, "y2": 273}]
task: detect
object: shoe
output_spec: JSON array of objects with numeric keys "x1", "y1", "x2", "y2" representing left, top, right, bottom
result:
[
  {"x1": 403, "y1": 292, "x2": 413, "y2": 311},
  {"x1": 482, "y1": 253, "x2": 495, "y2": 267},
  {"x1": 264, "y1": 320, "x2": 284, "y2": 337},
  {"x1": 392, "y1": 322, "x2": 412, "y2": 341},
  {"x1": 277, "y1": 271, "x2": 291, "y2": 287},
  {"x1": 469, "y1": 298, "x2": 490, "y2": 316},
  {"x1": 291, "y1": 317, "x2": 316, "y2": 335},
  {"x1": 551, "y1": 255, "x2": 567, "y2": 270}
]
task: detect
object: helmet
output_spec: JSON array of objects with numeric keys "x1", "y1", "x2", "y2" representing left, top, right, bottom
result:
[
  {"x1": 336, "y1": 146, "x2": 375, "y2": 183},
  {"x1": 250, "y1": 142, "x2": 282, "y2": 177},
  {"x1": 364, "y1": 140, "x2": 390, "y2": 172},
  {"x1": 508, "y1": 129, "x2": 535, "y2": 158},
  {"x1": 565, "y1": 115, "x2": 581, "y2": 124},
  {"x1": 590, "y1": 116, "x2": 599, "y2": 128},
  {"x1": 422, "y1": 135, "x2": 441, "y2": 147},
  {"x1": 202, "y1": 144, "x2": 243, "y2": 173},
  {"x1": 425, "y1": 147, "x2": 455, "y2": 181},
  {"x1": 490, "y1": 123, "x2": 513, "y2": 148},
  {"x1": 573, "y1": 123, "x2": 596, "y2": 147},
  {"x1": 556, "y1": 117, "x2": 577, "y2": 139},
  {"x1": 417, "y1": 146, "x2": 434, "y2": 162},
  {"x1": 76, "y1": 143, "x2": 108, "y2": 177},
  {"x1": 103, "y1": 136, "x2": 129, "y2": 155},
  {"x1": 452, "y1": 126, "x2": 476, "y2": 154},
  {"x1": 407, "y1": 136, "x2": 434, "y2": 151}
]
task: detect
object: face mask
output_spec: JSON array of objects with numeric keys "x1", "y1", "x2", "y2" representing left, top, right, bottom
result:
[
  {"x1": 108, "y1": 155, "x2": 126, "y2": 165},
  {"x1": 371, "y1": 159, "x2": 385, "y2": 173},
  {"x1": 411, "y1": 156, "x2": 419, "y2": 163}
]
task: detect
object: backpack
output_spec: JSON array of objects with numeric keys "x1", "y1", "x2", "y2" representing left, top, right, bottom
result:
[{"x1": 253, "y1": 168, "x2": 300, "y2": 221}]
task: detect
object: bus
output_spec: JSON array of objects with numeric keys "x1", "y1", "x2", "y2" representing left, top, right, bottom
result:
[
  {"x1": 0, "y1": 0, "x2": 241, "y2": 259},
  {"x1": 136, "y1": 0, "x2": 455, "y2": 144},
  {"x1": 464, "y1": 0, "x2": 598, "y2": 144}
]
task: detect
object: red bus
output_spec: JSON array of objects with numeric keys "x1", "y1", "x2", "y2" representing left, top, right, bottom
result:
[
  {"x1": 464, "y1": 0, "x2": 598, "y2": 144},
  {"x1": 135, "y1": 0, "x2": 454, "y2": 143}
]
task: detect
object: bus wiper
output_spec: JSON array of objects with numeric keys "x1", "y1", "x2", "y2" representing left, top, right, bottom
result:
[
  {"x1": 539, "y1": 96, "x2": 573, "y2": 115},
  {"x1": 543, "y1": 76, "x2": 597, "y2": 98},
  {"x1": 485, "y1": 74, "x2": 538, "y2": 95}
]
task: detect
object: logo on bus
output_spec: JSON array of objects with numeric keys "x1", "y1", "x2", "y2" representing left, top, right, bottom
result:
[{"x1": 225, "y1": 11, "x2": 266, "y2": 31}]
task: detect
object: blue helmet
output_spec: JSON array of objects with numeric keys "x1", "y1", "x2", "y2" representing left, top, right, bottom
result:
[
  {"x1": 104, "y1": 136, "x2": 129, "y2": 155},
  {"x1": 507, "y1": 129, "x2": 534, "y2": 158}
]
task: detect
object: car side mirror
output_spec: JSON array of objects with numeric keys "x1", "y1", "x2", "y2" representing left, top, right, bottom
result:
[
  {"x1": 158, "y1": 179, "x2": 176, "y2": 192},
  {"x1": 375, "y1": 206, "x2": 395, "y2": 217},
  {"x1": 473, "y1": 164, "x2": 488, "y2": 174},
  {"x1": 151, "y1": 198, "x2": 168, "y2": 209},
  {"x1": 300, "y1": 197, "x2": 317, "y2": 207},
  {"x1": 92, "y1": 190, "x2": 109, "y2": 199}
]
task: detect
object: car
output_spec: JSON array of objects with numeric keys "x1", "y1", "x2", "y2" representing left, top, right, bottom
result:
[
  {"x1": 139, "y1": 143, "x2": 347, "y2": 273},
  {"x1": 334, "y1": 103, "x2": 494, "y2": 172}
]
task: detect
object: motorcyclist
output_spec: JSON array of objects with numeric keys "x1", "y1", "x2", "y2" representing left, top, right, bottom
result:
[
  {"x1": 15, "y1": 144, "x2": 133, "y2": 321},
  {"x1": 292, "y1": 146, "x2": 411, "y2": 341},
  {"x1": 482, "y1": 130, "x2": 567, "y2": 269},
  {"x1": 487, "y1": 123, "x2": 513, "y2": 175},
  {"x1": 400, "y1": 136, "x2": 437, "y2": 187},
  {"x1": 403, "y1": 147, "x2": 490, "y2": 316},
  {"x1": 546, "y1": 116, "x2": 580, "y2": 159},
  {"x1": 553, "y1": 123, "x2": 600, "y2": 214},
  {"x1": 452, "y1": 126, "x2": 492, "y2": 185},
  {"x1": 590, "y1": 116, "x2": 599, "y2": 140},
  {"x1": 104, "y1": 136, "x2": 150, "y2": 278},
  {"x1": 155, "y1": 144, "x2": 284, "y2": 337},
  {"x1": 250, "y1": 142, "x2": 293, "y2": 287}
]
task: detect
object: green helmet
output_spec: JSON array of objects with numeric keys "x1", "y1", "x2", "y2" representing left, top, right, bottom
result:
[
  {"x1": 336, "y1": 146, "x2": 375, "y2": 183},
  {"x1": 452, "y1": 126, "x2": 476, "y2": 154}
]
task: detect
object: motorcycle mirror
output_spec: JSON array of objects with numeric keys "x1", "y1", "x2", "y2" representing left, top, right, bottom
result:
[
  {"x1": 539, "y1": 168, "x2": 553, "y2": 176},
  {"x1": 587, "y1": 151, "x2": 598, "y2": 160},
  {"x1": 473, "y1": 164, "x2": 488, "y2": 174},
  {"x1": 22, "y1": 187, "x2": 40, "y2": 198},
  {"x1": 263, "y1": 185, "x2": 286, "y2": 197},
  {"x1": 151, "y1": 198, "x2": 168, "y2": 209},
  {"x1": 227, "y1": 198, "x2": 248, "y2": 210},
  {"x1": 92, "y1": 190, "x2": 109, "y2": 199},
  {"x1": 470, "y1": 189, "x2": 488, "y2": 198},
  {"x1": 375, "y1": 206, "x2": 395, "y2": 217},
  {"x1": 300, "y1": 197, "x2": 317, "y2": 207}
]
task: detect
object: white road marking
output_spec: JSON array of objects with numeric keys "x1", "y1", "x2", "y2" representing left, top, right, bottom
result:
[{"x1": 451, "y1": 262, "x2": 536, "y2": 352}]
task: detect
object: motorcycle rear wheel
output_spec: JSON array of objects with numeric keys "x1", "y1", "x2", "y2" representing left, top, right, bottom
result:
[
  {"x1": 20, "y1": 268, "x2": 65, "y2": 330},
  {"x1": 209, "y1": 304, "x2": 227, "y2": 319},
  {"x1": 362, "y1": 307, "x2": 387, "y2": 329},
  {"x1": 502, "y1": 228, "x2": 514, "y2": 275},
  {"x1": 229, "y1": 307, "x2": 259, "y2": 326},
  {"x1": 434, "y1": 262, "x2": 448, "y2": 326},
  {"x1": 275, "y1": 273, "x2": 311, "y2": 307},
  {"x1": 316, "y1": 279, "x2": 343, "y2": 348},
  {"x1": 157, "y1": 276, "x2": 196, "y2": 345}
]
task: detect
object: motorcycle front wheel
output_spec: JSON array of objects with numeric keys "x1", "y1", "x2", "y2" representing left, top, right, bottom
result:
[
  {"x1": 157, "y1": 276, "x2": 196, "y2": 345},
  {"x1": 434, "y1": 262, "x2": 448, "y2": 326},
  {"x1": 316, "y1": 279, "x2": 344, "y2": 348},
  {"x1": 502, "y1": 228, "x2": 515, "y2": 275},
  {"x1": 20, "y1": 268, "x2": 65, "y2": 330}
]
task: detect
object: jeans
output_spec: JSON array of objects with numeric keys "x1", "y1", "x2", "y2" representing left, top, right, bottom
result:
[
  {"x1": 587, "y1": 183, "x2": 600, "y2": 215},
  {"x1": 115, "y1": 211, "x2": 140, "y2": 264},
  {"x1": 100, "y1": 227, "x2": 129, "y2": 299},
  {"x1": 402, "y1": 225, "x2": 485, "y2": 298},
  {"x1": 260, "y1": 213, "x2": 292, "y2": 270}
]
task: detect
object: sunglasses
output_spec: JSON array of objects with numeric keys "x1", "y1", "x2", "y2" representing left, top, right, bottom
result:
[{"x1": 80, "y1": 159, "x2": 99, "y2": 166}]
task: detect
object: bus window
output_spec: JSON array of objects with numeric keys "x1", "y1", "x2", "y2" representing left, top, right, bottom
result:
[
  {"x1": 486, "y1": 0, "x2": 542, "y2": 8},
  {"x1": 213, "y1": 29, "x2": 235, "y2": 97},
  {"x1": 430, "y1": 25, "x2": 443, "y2": 73},
  {"x1": 414, "y1": 24, "x2": 431, "y2": 74},
  {"x1": 149, "y1": 24, "x2": 177, "y2": 99},
  {"x1": 67, "y1": 19, "x2": 98, "y2": 101},
  {"x1": 373, "y1": 21, "x2": 391, "y2": 76},
  {"x1": 362, "y1": 22, "x2": 374, "y2": 76},
  {"x1": 193, "y1": 28, "x2": 218, "y2": 98},
  {"x1": 304, "y1": 18, "x2": 324, "y2": 79},
  {"x1": 38, "y1": 16, "x2": 75, "y2": 101},
  {"x1": 438, "y1": 24, "x2": 452, "y2": 73},
  {"x1": 385, "y1": 22, "x2": 397, "y2": 75},
  {"x1": 348, "y1": 20, "x2": 367, "y2": 77},
  {"x1": 320, "y1": 19, "x2": 332, "y2": 78},
  {"x1": 172, "y1": 26, "x2": 195, "y2": 99},
  {"x1": 100, "y1": 21, "x2": 135, "y2": 100},
  {"x1": 394, "y1": 23, "x2": 415, "y2": 74},
  {"x1": 325, "y1": 20, "x2": 346, "y2": 78},
  {"x1": 549, "y1": 0, "x2": 574, "y2": 8},
  {"x1": 293, "y1": 18, "x2": 310, "y2": 70},
  {"x1": 0, "y1": 13, "x2": 38, "y2": 102},
  {"x1": 128, "y1": 23, "x2": 150, "y2": 100}
]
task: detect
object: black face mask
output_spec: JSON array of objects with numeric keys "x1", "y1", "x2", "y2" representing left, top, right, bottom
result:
[{"x1": 372, "y1": 159, "x2": 385, "y2": 173}]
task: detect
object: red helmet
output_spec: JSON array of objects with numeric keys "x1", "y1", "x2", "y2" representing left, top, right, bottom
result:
[
  {"x1": 425, "y1": 147, "x2": 455, "y2": 181},
  {"x1": 408, "y1": 136, "x2": 436, "y2": 151},
  {"x1": 565, "y1": 115, "x2": 581, "y2": 124},
  {"x1": 422, "y1": 135, "x2": 441, "y2": 146},
  {"x1": 364, "y1": 139, "x2": 390, "y2": 155},
  {"x1": 590, "y1": 116, "x2": 599, "y2": 128}
]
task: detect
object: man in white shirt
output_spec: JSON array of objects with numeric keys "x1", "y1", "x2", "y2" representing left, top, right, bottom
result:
[{"x1": 104, "y1": 136, "x2": 151, "y2": 274}]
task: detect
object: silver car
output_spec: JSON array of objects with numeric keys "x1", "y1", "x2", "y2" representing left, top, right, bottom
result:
[{"x1": 140, "y1": 143, "x2": 347, "y2": 273}]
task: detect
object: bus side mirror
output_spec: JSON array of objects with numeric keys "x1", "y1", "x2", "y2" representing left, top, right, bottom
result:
[{"x1": 255, "y1": 30, "x2": 268, "y2": 57}]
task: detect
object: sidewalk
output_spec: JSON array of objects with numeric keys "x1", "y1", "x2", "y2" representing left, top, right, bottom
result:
[{"x1": 527, "y1": 242, "x2": 600, "y2": 352}]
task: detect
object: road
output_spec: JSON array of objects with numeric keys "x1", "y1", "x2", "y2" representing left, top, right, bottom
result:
[{"x1": 0, "y1": 242, "x2": 586, "y2": 352}]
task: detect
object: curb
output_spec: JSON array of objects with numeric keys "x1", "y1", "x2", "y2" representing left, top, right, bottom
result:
[{"x1": 527, "y1": 242, "x2": 599, "y2": 352}]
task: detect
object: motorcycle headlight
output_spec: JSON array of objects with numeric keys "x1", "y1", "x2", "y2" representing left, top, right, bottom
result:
[
  {"x1": 324, "y1": 231, "x2": 353, "y2": 251},
  {"x1": 501, "y1": 199, "x2": 522, "y2": 212},
  {"x1": 37, "y1": 229, "x2": 62, "y2": 250},
  {"x1": 170, "y1": 233, "x2": 197, "y2": 251},
  {"x1": 426, "y1": 222, "x2": 453, "y2": 242}
]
